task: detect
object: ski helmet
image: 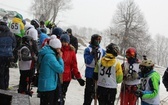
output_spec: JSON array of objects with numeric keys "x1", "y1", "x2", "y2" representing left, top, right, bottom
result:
[
  {"x1": 126, "y1": 47, "x2": 136, "y2": 58},
  {"x1": 106, "y1": 43, "x2": 119, "y2": 57},
  {"x1": 139, "y1": 59, "x2": 154, "y2": 74},
  {"x1": 31, "y1": 19, "x2": 40, "y2": 29},
  {"x1": 15, "y1": 13, "x2": 23, "y2": 20},
  {"x1": 90, "y1": 34, "x2": 101, "y2": 47}
]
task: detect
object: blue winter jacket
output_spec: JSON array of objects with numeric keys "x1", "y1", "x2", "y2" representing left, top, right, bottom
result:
[
  {"x1": 38, "y1": 45, "x2": 64, "y2": 92},
  {"x1": 0, "y1": 24, "x2": 16, "y2": 57},
  {"x1": 84, "y1": 45, "x2": 105, "y2": 78}
]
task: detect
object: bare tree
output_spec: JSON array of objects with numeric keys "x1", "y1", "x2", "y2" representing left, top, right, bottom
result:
[
  {"x1": 30, "y1": 0, "x2": 72, "y2": 23},
  {"x1": 112, "y1": 0, "x2": 149, "y2": 55},
  {"x1": 154, "y1": 35, "x2": 168, "y2": 67}
]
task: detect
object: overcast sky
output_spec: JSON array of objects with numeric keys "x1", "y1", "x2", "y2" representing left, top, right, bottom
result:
[{"x1": 1, "y1": 0, "x2": 168, "y2": 37}]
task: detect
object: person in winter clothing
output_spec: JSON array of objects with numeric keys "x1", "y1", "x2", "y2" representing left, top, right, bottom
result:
[
  {"x1": 163, "y1": 67, "x2": 168, "y2": 91},
  {"x1": 93, "y1": 43, "x2": 123, "y2": 105},
  {"x1": 83, "y1": 34, "x2": 105, "y2": 105},
  {"x1": 40, "y1": 21, "x2": 47, "y2": 34},
  {"x1": 66, "y1": 28, "x2": 78, "y2": 53},
  {"x1": 120, "y1": 47, "x2": 141, "y2": 105},
  {"x1": 66, "y1": 28, "x2": 78, "y2": 79},
  {"x1": 59, "y1": 33, "x2": 85, "y2": 104},
  {"x1": 0, "y1": 20, "x2": 16, "y2": 90},
  {"x1": 38, "y1": 36, "x2": 64, "y2": 105},
  {"x1": 9, "y1": 13, "x2": 25, "y2": 63},
  {"x1": 17, "y1": 36, "x2": 37, "y2": 96},
  {"x1": 135, "y1": 59, "x2": 160, "y2": 105}
]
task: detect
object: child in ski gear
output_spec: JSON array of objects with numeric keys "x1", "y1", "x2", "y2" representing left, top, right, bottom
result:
[
  {"x1": 59, "y1": 33, "x2": 85, "y2": 104},
  {"x1": 9, "y1": 13, "x2": 25, "y2": 63},
  {"x1": 94, "y1": 43, "x2": 123, "y2": 105},
  {"x1": 17, "y1": 36, "x2": 37, "y2": 96},
  {"x1": 31, "y1": 19, "x2": 40, "y2": 29},
  {"x1": 0, "y1": 20, "x2": 16, "y2": 90},
  {"x1": 162, "y1": 67, "x2": 168, "y2": 91},
  {"x1": 83, "y1": 34, "x2": 105, "y2": 105},
  {"x1": 120, "y1": 47, "x2": 141, "y2": 105},
  {"x1": 136, "y1": 59, "x2": 160, "y2": 105},
  {"x1": 38, "y1": 36, "x2": 64, "y2": 105}
]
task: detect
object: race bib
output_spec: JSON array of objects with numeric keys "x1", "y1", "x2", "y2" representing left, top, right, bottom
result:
[{"x1": 10, "y1": 23, "x2": 20, "y2": 34}]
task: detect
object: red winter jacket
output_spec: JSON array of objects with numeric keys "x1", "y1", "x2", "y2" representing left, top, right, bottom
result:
[{"x1": 61, "y1": 45, "x2": 81, "y2": 82}]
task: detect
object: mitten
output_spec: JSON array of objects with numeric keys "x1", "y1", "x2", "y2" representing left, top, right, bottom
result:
[
  {"x1": 77, "y1": 78, "x2": 85, "y2": 86},
  {"x1": 134, "y1": 90, "x2": 143, "y2": 97}
]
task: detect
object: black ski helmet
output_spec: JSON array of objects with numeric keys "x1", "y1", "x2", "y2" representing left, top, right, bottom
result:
[
  {"x1": 31, "y1": 19, "x2": 40, "y2": 29},
  {"x1": 90, "y1": 34, "x2": 101, "y2": 46},
  {"x1": 106, "y1": 43, "x2": 119, "y2": 57}
]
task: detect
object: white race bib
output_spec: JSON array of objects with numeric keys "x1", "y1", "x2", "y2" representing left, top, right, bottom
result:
[{"x1": 10, "y1": 23, "x2": 20, "y2": 34}]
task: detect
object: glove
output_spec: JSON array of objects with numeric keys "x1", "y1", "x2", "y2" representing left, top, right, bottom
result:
[
  {"x1": 91, "y1": 47, "x2": 98, "y2": 55},
  {"x1": 77, "y1": 79, "x2": 85, "y2": 86},
  {"x1": 134, "y1": 90, "x2": 143, "y2": 97}
]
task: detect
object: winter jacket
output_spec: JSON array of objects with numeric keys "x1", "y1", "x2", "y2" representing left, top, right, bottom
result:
[
  {"x1": 9, "y1": 17, "x2": 25, "y2": 37},
  {"x1": 61, "y1": 44, "x2": 82, "y2": 82},
  {"x1": 38, "y1": 45, "x2": 64, "y2": 92},
  {"x1": 162, "y1": 67, "x2": 168, "y2": 90},
  {"x1": 94, "y1": 53, "x2": 123, "y2": 88},
  {"x1": 70, "y1": 35, "x2": 78, "y2": 53},
  {"x1": 84, "y1": 45, "x2": 105, "y2": 78},
  {"x1": 141, "y1": 70, "x2": 160, "y2": 104},
  {"x1": 0, "y1": 24, "x2": 16, "y2": 57},
  {"x1": 25, "y1": 24, "x2": 38, "y2": 41}
]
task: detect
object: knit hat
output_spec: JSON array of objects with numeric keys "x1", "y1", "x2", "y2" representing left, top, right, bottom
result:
[
  {"x1": 49, "y1": 35, "x2": 62, "y2": 49},
  {"x1": 52, "y1": 27, "x2": 63, "y2": 38},
  {"x1": 60, "y1": 34, "x2": 70, "y2": 43}
]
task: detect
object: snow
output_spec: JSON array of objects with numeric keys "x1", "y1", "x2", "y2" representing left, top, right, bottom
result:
[{"x1": 8, "y1": 48, "x2": 168, "y2": 105}]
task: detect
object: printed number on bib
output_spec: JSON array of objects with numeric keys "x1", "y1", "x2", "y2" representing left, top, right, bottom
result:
[
  {"x1": 141, "y1": 79, "x2": 147, "y2": 91},
  {"x1": 10, "y1": 23, "x2": 20, "y2": 34},
  {"x1": 100, "y1": 66, "x2": 112, "y2": 77}
]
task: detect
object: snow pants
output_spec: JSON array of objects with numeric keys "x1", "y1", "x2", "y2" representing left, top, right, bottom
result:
[
  {"x1": 40, "y1": 89, "x2": 57, "y2": 105},
  {"x1": 120, "y1": 84, "x2": 138, "y2": 105},
  {"x1": 97, "y1": 86, "x2": 117, "y2": 105},
  {"x1": 83, "y1": 78, "x2": 95, "y2": 105}
]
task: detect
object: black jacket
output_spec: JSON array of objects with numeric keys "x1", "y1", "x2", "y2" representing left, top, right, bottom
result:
[
  {"x1": 70, "y1": 35, "x2": 78, "y2": 53},
  {"x1": 163, "y1": 67, "x2": 168, "y2": 90}
]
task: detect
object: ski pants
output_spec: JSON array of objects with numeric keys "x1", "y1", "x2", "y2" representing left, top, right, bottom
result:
[
  {"x1": 40, "y1": 89, "x2": 57, "y2": 105},
  {"x1": 0, "y1": 57, "x2": 10, "y2": 90},
  {"x1": 18, "y1": 70, "x2": 32, "y2": 94},
  {"x1": 120, "y1": 84, "x2": 138, "y2": 105},
  {"x1": 83, "y1": 78, "x2": 95, "y2": 105},
  {"x1": 97, "y1": 86, "x2": 117, "y2": 105}
]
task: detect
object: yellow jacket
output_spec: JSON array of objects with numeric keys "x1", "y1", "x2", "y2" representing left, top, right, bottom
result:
[{"x1": 94, "y1": 53, "x2": 123, "y2": 83}]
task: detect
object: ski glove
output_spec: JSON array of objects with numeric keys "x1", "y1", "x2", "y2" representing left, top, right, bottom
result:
[
  {"x1": 134, "y1": 90, "x2": 143, "y2": 98},
  {"x1": 91, "y1": 47, "x2": 99, "y2": 55},
  {"x1": 77, "y1": 79, "x2": 85, "y2": 86}
]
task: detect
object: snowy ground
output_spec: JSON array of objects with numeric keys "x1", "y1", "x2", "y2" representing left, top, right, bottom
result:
[{"x1": 8, "y1": 49, "x2": 168, "y2": 105}]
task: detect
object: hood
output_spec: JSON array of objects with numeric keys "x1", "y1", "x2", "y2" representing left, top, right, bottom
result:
[
  {"x1": 0, "y1": 25, "x2": 10, "y2": 32},
  {"x1": 101, "y1": 53, "x2": 116, "y2": 67},
  {"x1": 38, "y1": 45, "x2": 55, "y2": 57},
  {"x1": 24, "y1": 24, "x2": 34, "y2": 31},
  {"x1": 12, "y1": 17, "x2": 22, "y2": 23}
]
